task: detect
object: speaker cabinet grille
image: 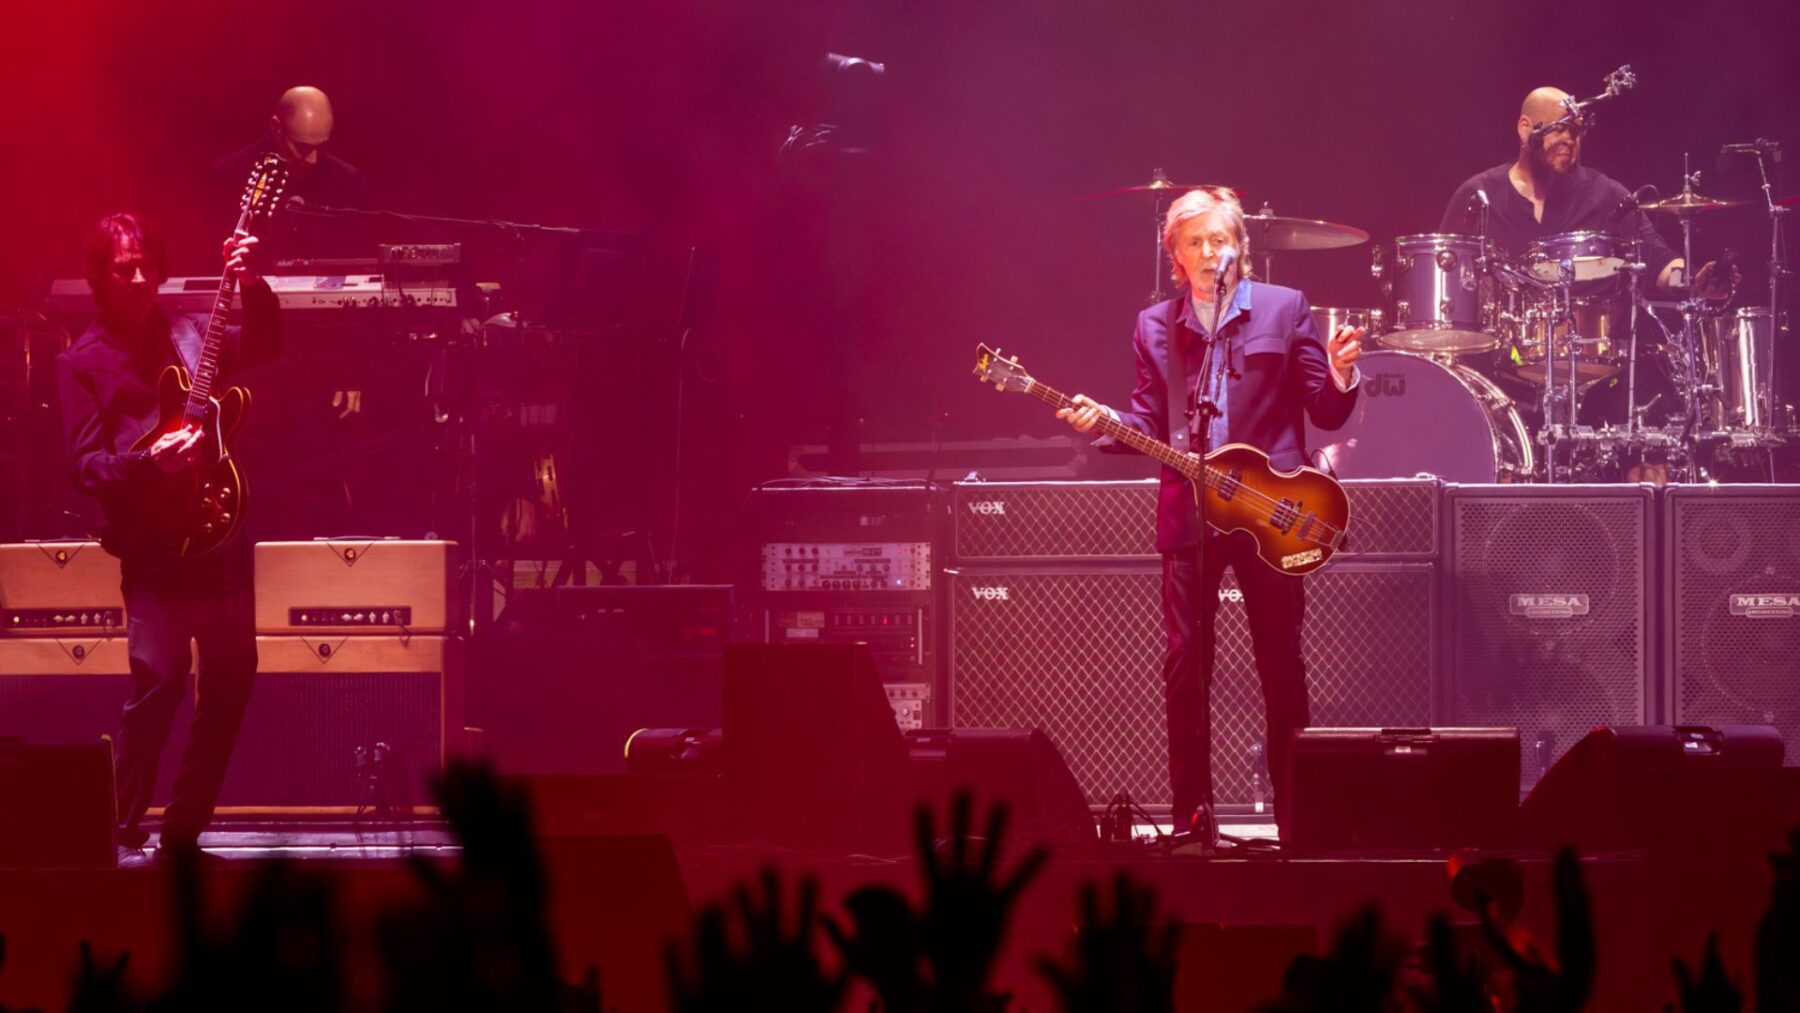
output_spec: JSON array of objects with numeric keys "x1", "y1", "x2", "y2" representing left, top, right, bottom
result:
[
  {"x1": 948, "y1": 563, "x2": 1435, "y2": 807},
  {"x1": 1668, "y1": 486, "x2": 1800, "y2": 759},
  {"x1": 1448, "y1": 486, "x2": 1651, "y2": 788},
  {"x1": 951, "y1": 479, "x2": 1437, "y2": 563}
]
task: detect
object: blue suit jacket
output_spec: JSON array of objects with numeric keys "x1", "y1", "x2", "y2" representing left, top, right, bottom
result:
[{"x1": 1101, "y1": 280, "x2": 1357, "y2": 551}]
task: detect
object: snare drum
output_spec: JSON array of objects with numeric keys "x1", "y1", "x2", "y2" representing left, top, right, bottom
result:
[
  {"x1": 1303, "y1": 349, "x2": 1533, "y2": 483},
  {"x1": 1525, "y1": 231, "x2": 1637, "y2": 283},
  {"x1": 1379, "y1": 234, "x2": 1502, "y2": 353},
  {"x1": 1506, "y1": 294, "x2": 1623, "y2": 387}
]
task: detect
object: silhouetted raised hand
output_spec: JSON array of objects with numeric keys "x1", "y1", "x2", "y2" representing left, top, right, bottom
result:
[
  {"x1": 1257, "y1": 904, "x2": 1404, "y2": 1013},
  {"x1": 151, "y1": 844, "x2": 345, "y2": 1013},
  {"x1": 665, "y1": 868, "x2": 842, "y2": 1013},
  {"x1": 377, "y1": 760, "x2": 591, "y2": 1013},
  {"x1": 1410, "y1": 914, "x2": 1490, "y2": 1013},
  {"x1": 1757, "y1": 827, "x2": 1800, "y2": 1013},
  {"x1": 66, "y1": 941, "x2": 137, "y2": 1013},
  {"x1": 1480, "y1": 848, "x2": 1594, "y2": 1013},
  {"x1": 1669, "y1": 933, "x2": 1741, "y2": 1013},
  {"x1": 1036, "y1": 872, "x2": 1178, "y2": 1013},
  {"x1": 823, "y1": 884, "x2": 926, "y2": 1013},
  {"x1": 913, "y1": 791, "x2": 1048, "y2": 1010}
]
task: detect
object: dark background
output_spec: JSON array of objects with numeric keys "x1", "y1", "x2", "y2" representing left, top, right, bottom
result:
[{"x1": 6, "y1": 0, "x2": 1798, "y2": 576}]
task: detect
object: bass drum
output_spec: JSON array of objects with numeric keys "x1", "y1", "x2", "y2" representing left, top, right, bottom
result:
[{"x1": 1304, "y1": 350, "x2": 1534, "y2": 483}]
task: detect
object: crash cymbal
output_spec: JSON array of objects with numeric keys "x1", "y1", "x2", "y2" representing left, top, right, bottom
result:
[
  {"x1": 1638, "y1": 192, "x2": 1745, "y2": 215},
  {"x1": 1077, "y1": 176, "x2": 1238, "y2": 201},
  {"x1": 1244, "y1": 212, "x2": 1370, "y2": 251}
]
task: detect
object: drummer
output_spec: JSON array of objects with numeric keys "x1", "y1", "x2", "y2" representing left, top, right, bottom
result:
[{"x1": 1440, "y1": 86, "x2": 1730, "y2": 297}]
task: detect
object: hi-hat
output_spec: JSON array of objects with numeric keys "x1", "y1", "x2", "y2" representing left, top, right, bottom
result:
[
  {"x1": 1638, "y1": 192, "x2": 1745, "y2": 216},
  {"x1": 1244, "y1": 212, "x2": 1370, "y2": 251}
]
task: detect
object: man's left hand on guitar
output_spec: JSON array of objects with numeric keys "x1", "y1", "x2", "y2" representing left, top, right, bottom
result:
[
  {"x1": 221, "y1": 230, "x2": 260, "y2": 282},
  {"x1": 1327, "y1": 325, "x2": 1364, "y2": 387}
]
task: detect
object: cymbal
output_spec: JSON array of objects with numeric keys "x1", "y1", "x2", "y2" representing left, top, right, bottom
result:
[
  {"x1": 1244, "y1": 212, "x2": 1370, "y2": 251},
  {"x1": 1077, "y1": 178, "x2": 1237, "y2": 200},
  {"x1": 1638, "y1": 192, "x2": 1745, "y2": 215}
]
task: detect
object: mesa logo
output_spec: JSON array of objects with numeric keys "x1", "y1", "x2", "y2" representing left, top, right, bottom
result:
[
  {"x1": 966, "y1": 500, "x2": 1006, "y2": 516},
  {"x1": 1509, "y1": 593, "x2": 1591, "y2": 619},
  {"x1": 969, "y1": 586, "x2": 1011, "y2": 602},
  {"x1": 1730, "y1": 593, "x2": 1800, "y2": 619}
]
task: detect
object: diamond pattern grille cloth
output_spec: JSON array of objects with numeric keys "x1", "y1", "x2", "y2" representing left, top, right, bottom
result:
[
  {"x1": 952, "y1": 480, "x2": 1436, "y2": 560},
  {"x1": 949, "y1": 565, "x2": 1434, "y2": 807}
]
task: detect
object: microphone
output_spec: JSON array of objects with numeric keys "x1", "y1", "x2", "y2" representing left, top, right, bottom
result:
[
  {"x1": 1617, "y1": 184, "x2": 1659, "y2": 212},
  {"x1": 1472, "y1": 188, "x2": 1491, "y2": 208},
  {"x1": 1213, "y1": 247, "x2": 1237, "y2": 293}
]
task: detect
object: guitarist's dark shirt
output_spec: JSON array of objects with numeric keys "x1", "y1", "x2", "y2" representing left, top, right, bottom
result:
[{"x1": 55, "y1": 279, "x2": 282, "y2": 560}]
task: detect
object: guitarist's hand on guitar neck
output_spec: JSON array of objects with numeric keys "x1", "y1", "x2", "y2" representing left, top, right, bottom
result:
[
  {"x1": 148, "y1": 425, "x2": 204, "y2": 475},
  {"x1": 221, "y1": 230, "x2": 262, "y2": 284},
  {"x1": 1054, "y1": 393, "x2": 1109, "y2": 433}
]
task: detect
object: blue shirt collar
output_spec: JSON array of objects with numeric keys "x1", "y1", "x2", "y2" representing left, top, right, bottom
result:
[{"x1": 1180, "y1": 278, "x2": 1253, "y2": 337}]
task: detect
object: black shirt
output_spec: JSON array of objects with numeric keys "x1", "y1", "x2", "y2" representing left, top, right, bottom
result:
[
  {"x1": 213, "y1": 139, "x2": 370, "y2": 263},
  {"x1": 1439, "y1": 161, "x2": 1680, "y2": 275},
  {"x1": 55, "y1": 280, "x2": 282, "y2": 559}
]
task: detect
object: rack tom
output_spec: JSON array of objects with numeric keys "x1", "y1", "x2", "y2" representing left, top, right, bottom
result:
[{"x1": 1377, "y1": 234, "x2": 1502, "y2": 353}]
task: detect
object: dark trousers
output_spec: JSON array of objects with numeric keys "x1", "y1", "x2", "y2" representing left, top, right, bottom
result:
[
  {"x1": 1161, "y1": 530, "x2": 1309, "y2": 829},
  {"x1": 115, "y1": 543, "x2": 257, "y2": 847}
]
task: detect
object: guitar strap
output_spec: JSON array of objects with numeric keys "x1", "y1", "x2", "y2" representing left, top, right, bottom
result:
[{"x1": 1163, "y1": 295, "x2": 1193, "y2": 454}]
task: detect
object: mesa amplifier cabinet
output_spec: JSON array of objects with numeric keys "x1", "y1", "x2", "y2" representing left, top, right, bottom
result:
[
  {"x1": 950, "y1": 479, "x2": 1437, "y2": 563},
  {"x1": 1446, "y1": 485, "x2": 1653, "y2": 790},
  {"x1": 0, "y1": 542, "x2": 123, "y2": 636},
  {"x1": 750, "y1": 482, "x2": 947, "y2": 719},
  {"x1": 947, "y1": 562, "x2": 1436, "y2": 808},
  {"x1": 1666, "y1": 485, "x2": 1800, "y2": 759},
  {"x1": 0, "y1": 634, "x2": 463, "y2": 807},
  {"x1": 255, "y1": 539, "x2": 459, "y2": 634}
]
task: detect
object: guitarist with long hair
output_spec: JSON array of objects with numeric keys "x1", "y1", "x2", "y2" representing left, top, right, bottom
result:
[
  {"x1": 1056, "y1": 187, "x2": 1362, "y2": 844},
  {"x1": 55, "y1": 212, "x2": 280, "y2": 858}
]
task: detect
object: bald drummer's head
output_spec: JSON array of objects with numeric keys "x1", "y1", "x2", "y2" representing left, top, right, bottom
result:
[
  {"x1": 270, "y1": 86, "x2": 334, "y2": 169},
  {"x1": 1516, "y1": 86, "x2": 1581, "y2": 175}
]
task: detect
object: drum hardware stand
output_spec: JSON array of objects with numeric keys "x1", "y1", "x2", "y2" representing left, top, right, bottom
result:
[
  {"x1": 1747, "y1": 141, "x2": 1789, "y2": 464},
  {"x1": 1536, "y1": 256, "x2": 1580, "y2": 482},
  {"x1": 1671, "y1": 162, "x2": 1716, "y2": 472},
  {"x1": 1149, "y1": 168, "x2": 1174, "y2": 303}
]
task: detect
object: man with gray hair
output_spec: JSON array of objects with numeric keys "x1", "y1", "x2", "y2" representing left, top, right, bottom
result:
[
  {"x1": 1058, "y1": 186, "x2": 1364, "y2": 842},
  {"x1": 213, "y1": 86, "x2": 369, "y2": 262}
]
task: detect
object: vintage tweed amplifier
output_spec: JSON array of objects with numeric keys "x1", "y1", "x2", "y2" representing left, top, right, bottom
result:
[
  {"x1": 0, "y1": 542, "x2": 124, "y2": 636},
  {"x1": 0, "y1": 633, "x2": 464, "y2": 807},
  {"x1": 255, "y1": 539, "x2": 460, "y2": 634}
]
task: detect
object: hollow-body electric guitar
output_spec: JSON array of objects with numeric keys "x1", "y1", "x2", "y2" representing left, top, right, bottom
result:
[
  {"x1": 973, "y1": 343, "x2": 1349, "y2": 575},
  {"x1": 128, "y1": 155, "x2": 289, "y2": 559}
]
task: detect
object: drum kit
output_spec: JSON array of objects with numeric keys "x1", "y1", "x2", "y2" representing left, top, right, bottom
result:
[{"x1": 1087, "y1": 162, "x2": 1793, "y2": 484}]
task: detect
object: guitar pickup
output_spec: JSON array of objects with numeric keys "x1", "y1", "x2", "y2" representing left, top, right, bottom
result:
[
  {"x1": 1216, "y1": 469, "x2": 1243, "y2": 501},
  {"x1": 1270, "y1": 498, "x2": 1299, "y2": 533}
]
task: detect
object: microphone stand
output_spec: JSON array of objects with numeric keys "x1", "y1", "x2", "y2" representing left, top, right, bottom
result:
[{"x1": 1750, "y1": 146, "x2": 1788, "y2": 447}]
